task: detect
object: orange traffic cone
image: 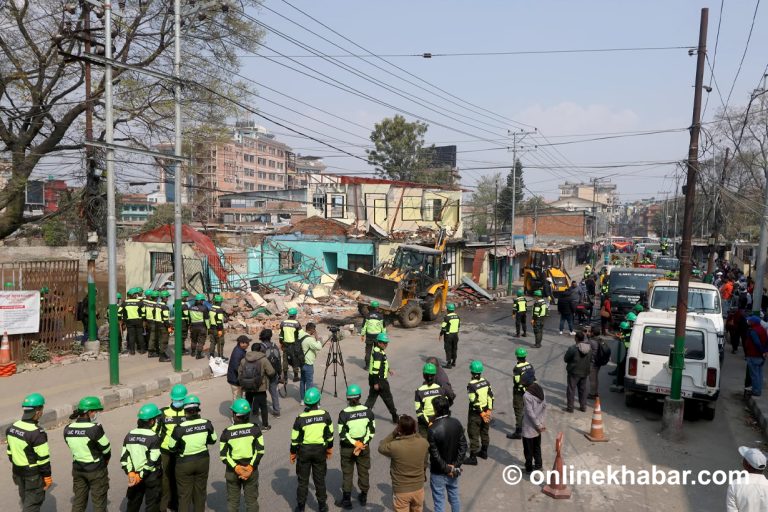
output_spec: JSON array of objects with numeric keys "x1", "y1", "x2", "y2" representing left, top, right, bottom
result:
[
  {"x1": 0, "y1": 331, "x2": 10, "y2": 364},
  {"x1": 542, "y1": 432, "x2": 572, "y2": 499},
  {"x1": 584, "y1": 397, "x2": 609, "y2": 442}
]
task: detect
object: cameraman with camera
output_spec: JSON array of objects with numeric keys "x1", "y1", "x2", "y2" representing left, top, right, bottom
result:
[{"x1": 427, "y1": 396, "x2": 467, "y2": 512}]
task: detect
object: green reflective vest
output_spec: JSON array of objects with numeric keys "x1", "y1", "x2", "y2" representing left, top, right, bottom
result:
[
  {"x1": 159, "y1": 406, "x2": 185, "y2": 451},
  {"x1": 513, "y1": 297, "x2": 527, "y2": 313},
  {"x1": 441, "y1": 313, "x2": 460, "y2": 334},
  {"x1": 170, "y1": 417, "x2": 217, "y2": 459},
  {"x1": 209, "y1": 305, "x2": 225, "y2": 328},
  {"x1": 123, "y1": 298, "x2": 144, "y2": 321},
  {"x1": 621, "y1": 329, "x2": 632, "y2": 349},
  {"x1": 280, "y1": 319, "x2": 301, "y2": 344},
  {"x1": 290, "y1": 408, "x2": 333, "y2": 451},
  {"x1": 219, "y1": 422, "x2": 264, "y2": 469},
  {"x1": 5, "y1": 420, "x2": 51, "y2": 476},
  {"x1": 144, "y1": 300, "x2": 156, "y2": 322},
  {"x1": 337, "y1": 405, "x2": 375, "y2": 446},
  {"x1": 182, "y1": 303, "x2": 190, "y2": 323},
  {"x1": 414, "y1": 383, "x2": 446, "y2": 425},
  {"x1": 513, "y1": 361, "x2": 533, "y2": 394},
  {"x1": 468, "y1": 377, "x2": 494, "y2": 411},
  {"x1": 120, "y1": 427, "x2": 161, "y2": 478},
  {"x1": 360, "y1": 312, "x2": 385, "y2": 336},
  {"x1": 188, "y1": 304, "x2": 209, "y2": 327},
  {"x1": 368, "y1": 346, "x2": 389, "y2": 381},
  {"x1": 63, "y1": 419, "x2": 111, "y2": 471},
  {"x1": 156, "y1": 302, "x2": 170, "y2": 326},
  {"x1": 532, "y1": 299, "x2": 548, "y2": 318}
]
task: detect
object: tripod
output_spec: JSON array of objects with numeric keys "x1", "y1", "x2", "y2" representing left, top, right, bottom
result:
[{"x1": 320, "y1": 329, "x2": 348, "y2": 397}]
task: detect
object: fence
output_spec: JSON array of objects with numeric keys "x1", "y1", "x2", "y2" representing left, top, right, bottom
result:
[{"x1": 0, "y1": 259, "x2": 80, "y2": 361}]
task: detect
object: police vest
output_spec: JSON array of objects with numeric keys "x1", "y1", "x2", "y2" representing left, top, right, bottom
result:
[
  {"x1": 188, "y1": 304, "x2": 208, "y2": 326},
  {"x1": 280, "y1": 319, "x2": 301, "y2": 344},
  {"x1": 533, "y1": 300, "x2": 548, "y2": 318},
  {"x1": 5, "y1": 420, "x2": 51, "y2": 476},
  {"x1": 414, "y1": 383, "x2": 446, "y2": 424},
  {"x1": 145, "y1": 301, "x2": 157, "y2": 322},
  {"x1": 123, "y1": 298, "x2": 143, "y2": 321},
  {"x1": 181, "y1": 303, "x2": 190, "y2": 323},
  {"x1": 171, "y1": 417, "x2": 217, "y2": 459},
  {"x1": 159, "y1": 406, "x2": 186, "y2": 451},
  {"x1": 361, "y1": 312, "x2": 385, "y2": 336},
  {"x1": 513, "y1": 362, "x2": 533, "y2": 394},
  {"x1": 121, "y1": 428, "x2": 161, "y2": 478},
  {"x1": 441, "y1": 313, "x2": 460, "y2": 334},
  {"x1": 621, "y1": 329, "x2": 632, "y2": 348},
  {"x1": 337, "y1": 405, "x2": 375, "y2": 446},
  {"x1": 156, "y1": 303, "x2": 170, "y2": 325},
  {"x1": 514, "y1": 297, "x2": 527, "y2": 313},
  {"x1": 368, "y1": 346, "x2": 389, "y2": 380},
  {"x1": 209, "y1": 305, "x2": 225, "y2": 328},
  {"x1": 468, "y1": 377, "x2": 494, "y2": 411},
  {"x1": 290, "y1": 409, "x2": 333, "y2": 449},
  {"x1": 64, "y1": 419, "x2": 111, "y2": 471},
  {"x1": 219, "y1": 423, "x2": 264, "y2": 469}
]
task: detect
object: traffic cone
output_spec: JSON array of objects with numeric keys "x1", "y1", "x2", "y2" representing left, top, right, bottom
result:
[
  {"x1": 584, "y1": 397, "x2": 609, "y2": 442},
  {"x1": 542, "y1": 432, "x2": 572, "y2": 499},
  {"x1": 0, "y1": 331, "x2": 10, "y2": 364}
]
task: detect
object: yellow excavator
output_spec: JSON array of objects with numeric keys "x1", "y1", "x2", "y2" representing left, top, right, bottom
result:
[
  {"x1": 336, "y1": 229, "x2": 449, "y2": 328},
  {"x1": 523, "y1": 248, "x2": 571, "y2": 295}
]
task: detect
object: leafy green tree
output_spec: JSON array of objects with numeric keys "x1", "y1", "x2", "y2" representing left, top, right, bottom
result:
[
  {"x1": 467, "y1": 173, "x2": 501, "y2": 236},
  {"x1": 498, "y1": 159, "x2": 524, "y2": 228},
  {"x1": 367, "y1": 115, "x2": 440, "y2": 183},
  {"x1": 41, "y1": 219, "x2": 70, "y2": 247},
  {"x1": 142, "y1": 203, "x2": 192, "y2": 232}
]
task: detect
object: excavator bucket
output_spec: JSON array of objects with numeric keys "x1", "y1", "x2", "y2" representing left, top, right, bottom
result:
[{"x1": 336, "y1": 268, "x2": 401, "y2": 311}]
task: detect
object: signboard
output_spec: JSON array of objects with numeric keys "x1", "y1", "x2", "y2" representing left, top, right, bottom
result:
[{"x1": 0, "y1": 291, "x2": 41, "y2": 335}]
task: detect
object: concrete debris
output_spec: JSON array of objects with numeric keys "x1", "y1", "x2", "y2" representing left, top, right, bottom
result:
[
  {"x1": 311, "y1": 284, "x2": 331, "y2": 301},
  {"x1": 320, "y1": 274, "x2": 338, "y2": 286}
]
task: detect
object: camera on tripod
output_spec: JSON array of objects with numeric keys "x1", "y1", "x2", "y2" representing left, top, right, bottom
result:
[{"x1": 328, "y1": 325, "x2": 340, "y2": 334}]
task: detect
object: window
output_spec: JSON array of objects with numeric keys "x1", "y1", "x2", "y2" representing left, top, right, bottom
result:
[
  {"x1": 244, "y1": 182, "x2": 255, "y2": 191},
  {"x1": 258, "y1": 144, "x2": 267, "y2": 152},
  {"x1": 329, "y1": 194, "x2": 345, "y2": 218},
  {"x1": 347, "y1": 254, "x2": 374, "y2": 271},
  {"x1": 422, "y1": 198, "x2": 443, "y2": 221},
  {"x1": 268, "y1": 160, "x2": 276, "y2": 168},
  {"x1": 402, "y1": 196, "x2": 421, "y2": 221},
  {"x1": 257, "y1": 157, "x2": 267, "y2": 166},
  {"x1": 277, "y1": 162, "x2": 284, "y2": 170},
  {"x1": 258, "y1": 184, "x2": 266, "y2": 191},
  {"x1": 244, "y1": 168, "x2": 255, "y2": 177},
  {"x1": 258, "y1": 171, "x2": 266, "y2": 179},
  {"x1": 277, "y1": 150, "x2": 284, "y2": 157},
  {"x1": 269, "y1": 147, "x2": 276, "y2": 155},
  {"x1": 279, "y1": 250, "x2": 302, "y2": 273},
  {"x1": 268, "y1": 173, "x2": 276, "y2": 181},
  {"x1": 243, "y1": 154, "x2": 255, "y2": 163},
  {"x1": 313, "y1": 194, "x2": 326, "y2": 212},
  {"x1": 641, "y1": 326, "x2": 705, "y2": 360}
]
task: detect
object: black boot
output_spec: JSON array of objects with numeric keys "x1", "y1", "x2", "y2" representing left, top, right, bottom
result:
[
  {"x1": 340, "y1": 492, "x2": 353, "y2": 509},
  {"x1": 358, "y1": 491, "x2": 367, "y2": 506},
  {"x1": 506, "y1": 427, "x2": 522, "y2": 440},
  {"x1": 463, "y1": 452, "x2": 478, "y2": 465},
  {"x1": 195, "y1": 351, "x2": 204, "y2": 359},
  {"x1": 292, "y1": 369, "x2": 300, "y2": 382},
  {"x1": 391, "y1": 413, "x2": 399, "y2": 424},
  {"x1": 294, "y1": 504, "x2": 305, "y2": 512},
  {"x1": 478, "y1": 444, "x2": 488, "y2": 459},
  {"x1": 318, "y1": 502, "x2": 329, "y2": 512}
]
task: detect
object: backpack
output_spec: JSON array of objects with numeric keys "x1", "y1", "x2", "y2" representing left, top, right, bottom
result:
[
  {"x1": 596, "y1": 339, "x2": 612, "y2": 367},
  {"x1": 295, "y1": 335, "x2": 311, "y2": 366},
  {"x1": 263, "y1": 342, "x2": 281, "y2": 373},
  {"x1": 239, "y1": 358, "x2": 263, "y2": 392}
]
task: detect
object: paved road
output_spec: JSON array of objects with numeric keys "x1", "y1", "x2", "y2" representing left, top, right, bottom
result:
[{"x1": 2, "y1": 299, "x2": 761, "y2": 511}]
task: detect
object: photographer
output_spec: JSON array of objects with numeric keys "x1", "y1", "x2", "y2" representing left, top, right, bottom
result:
[
  {"x1": 378, "y1": 415, "x2": 429, "y2": 512},
  {"x1": 427, "y1": 396, "x2": 467, "y2": 512},
  {"x1": 298, "y1": 323, "x2": 322, "y2": 400}
]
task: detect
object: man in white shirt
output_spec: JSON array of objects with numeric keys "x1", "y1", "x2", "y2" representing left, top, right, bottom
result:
[{"x1": 726, "y1": 446, "x2": 768, "y2": 512}]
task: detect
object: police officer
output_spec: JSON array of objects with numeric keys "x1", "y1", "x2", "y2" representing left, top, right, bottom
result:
[
  {"x1": 145, "y1": 290, "x2": 159, "y2": 357},
  {"x1": 632, "y1": 303, "x2": 644, "y2": 315},
  {"x1": 115, "y1": 292, "x2": 126, "y2": 353},
  {"x1": 6, "y1": 393, "x2": 52, "y2": 512},
  {"x1": 290, "y1": 387, "x2": 334, "y2": 512},
  {"x1": 158, "y1": 384, "x2": 188, "y2": 511},
  {"x1": 157, "y1": 290, "x2": 172, "y2": 362},
  {"x1": 170, "y1": 395, "x2": 217, "y2": 512},
  {"x1": 513, "y1": 289, "x2": 528, "y2": 337},
  {"x1": 583, "y1": 264, "x2": 593, "y2": 280},
  {"x1": 181, "y1": 290, "x2": 191, "y2": 355},
  {"x1": 219, "y1": 399, "x2": 264, "y2": 512},
  {"x1": 359, "y1": 301, "x2": 386, "y2": 370},
  {"x1": 64, "y1": 396, "x2": 111, "y2": 512},
  {"x1": 280, "y1": 307, "x2": 302, "y2": 383},
  {"x1": 610, "y1": 321, "x2": 632, "y2": 393},
  {"x1": 209, "y1": 295, "x2": 226, "y2": 359},
  {"x1": 438, "y1": 303, "x2": 460, "y2": 368},
  {"x1": 464, "y1": 360, "x2": 494, "y2": 465},
  {"x1": 121, "y1": 403, "x2": 162, "y2": 512},
  {"x1": 414, "y1": 362, "x2": 447, "y2": 440},
  {"x1": 123, "y1": 288, "x2": 145, "y2": 355},
  {"x1": 507, "y1": 348, "x2": 533, "y2": 440},
  {"x1": 337, "y1": 384, "x2": 375, "y2": 509},
  {"x1": 188, "y1": 294, "x2": 210, "y2": 359},
  {"x1": 364, "y1": 333, "x2": 399, "y2": 424},
  {"x1": 531, "y1": 290, "x2": 548, "y2": 348}
]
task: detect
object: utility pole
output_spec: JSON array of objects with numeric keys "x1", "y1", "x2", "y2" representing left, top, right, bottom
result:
[
  {"x1": 507, "y1": 129, "x2": 536, "y2": 293},
  {"x1": 751, "y1": 74, "x2": 768, "y2": 314},
  {"x1": 673, "y1": 170, "x2": 681, "y2": 248},
  {"x1": 663, "y1": 7, "x2": 708, "y2": 441},
  {"x1": 706, "y1": 147, "x2": 729, "y2": 276},
  {"x1": 492, "y1": 179, "x2": 498, "y2": 290},
  {"x1": 173, "y1": 0, "x2": 184, "y2": 372}
]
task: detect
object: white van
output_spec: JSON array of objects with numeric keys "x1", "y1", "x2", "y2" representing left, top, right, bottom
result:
[
  {"x1": 624, "y1": 311, "x2": 720, "y2": 420},
  {"x1": 647, "y1": 280, "x2": 724, "y2": 359}
]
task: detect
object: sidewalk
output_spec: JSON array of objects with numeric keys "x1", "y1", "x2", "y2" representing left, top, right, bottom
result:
[
  {"x1": 712, "y1": 346, "x2": 768, "y2": 436},
  {"x1": 0, "y1": 348, "x2": 212, "y2": 438}
]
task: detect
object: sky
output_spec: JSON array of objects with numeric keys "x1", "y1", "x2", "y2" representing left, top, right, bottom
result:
[{"x1": 235, "y1": 0, "x2": 768, "y2": 202}]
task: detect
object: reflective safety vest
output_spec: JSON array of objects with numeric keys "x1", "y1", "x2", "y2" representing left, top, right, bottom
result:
[
  {"x1": 290, "y1": 408, "x2": 333, "y2": 452},
  {"x1": 513, "y1": 361, "x2": 534, "y2": 394},
  {"x1": 441, "y1": 313, "x2": 460, "y2": 334},
  {"x1": 280, "y1": 319, "x2": 301, "y2": 344},
  {"x1": 620, "y1": 329, "x2": 632, "y2": 349},
  {"x1": 156, "y1": 302, "x2": 170, "y2": 326},
  {"x1": 120, "y1": 427, "x2": 161, "y2": 478},
  {"x1": 337, "y1": 405, "x2": 375, "y2": 446},
  {"x1": 468, "y1": 377, "x2": 494, "y2": 411},
  {"x1": 513, "y1": 297, "x2": 527, "y2": 313},
  {"x1": 170, "y1": 417, "x2": 217, "y2": 459},
  {"x1": 123, "y1": 298, "x2": 144, "y2": 321},
  {"x1": 209, "y1": 305, "x2": 225, "y2": 329},
  {"x1": 159, "y1": 406, "x2": 186, "y2": 451},
  {"x1": 181, "y1": 303, "x2": 190, "y2": 324},
  {"x1": 5, "y1": 420, "x2": 51, "y2": 476},
  {"x1": 414, "y1": 383, "x2": 446, "y2": 425},
  {"x1": 360, "y1": 311, "x2": 385, "y2": 336},
  {"x1": 219, "y1": 422, "x2": 264, "y2": 470},
  {"x1": 532, "y1": 299, "x2": 548, "y2": 318},
  {"x1": 368, "y1": 346, "x2": 389, "y2": 381},
  {"x1": 144, "y1": 300, "x2": 156, "y2": 322},
  {"x1": 188, "y1": 303, "x2": 209, "y2": 327},
  {"x1": 64, "y1": 419, "x2": 111, "y2": 471}
]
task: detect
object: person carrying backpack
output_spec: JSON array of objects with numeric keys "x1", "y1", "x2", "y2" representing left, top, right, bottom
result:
[
  {"x1": 259, "y1": 329, "x2": 282, "y2": 418},
  {"x1": 588, "y1": 330, "x2": 611, "y2": 399},
  {"x1": 563, "y1": 332, "x2": 592, "y2": 412},
  {"x1": 238, "y1": 343, "x2": 275, "y2": 430}
]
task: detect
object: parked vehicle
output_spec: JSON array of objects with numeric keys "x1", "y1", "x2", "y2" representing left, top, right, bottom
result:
[
  {"x1": 624, "y1": 311, "x2": 720, "y2": 420},
  {"x1": 608, "y1": 268, "x2": 666, "y2": 324}
]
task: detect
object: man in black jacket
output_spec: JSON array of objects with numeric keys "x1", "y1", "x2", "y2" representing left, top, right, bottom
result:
[
  {"x1": 226, "y1": 336, "x2": 251, "y2": 402},
  {"x1": 427, "y1": 396, "x2": 467, "y2": 512}
]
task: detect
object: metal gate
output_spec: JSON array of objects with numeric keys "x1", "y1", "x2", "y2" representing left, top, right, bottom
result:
[
  {"x1": 443, "y1": 245, "x2": 459, "y2": 287},
  {"x1": 0, "y1": 259, "x2": 80, "y2": 361},
  {"x1": 150, "y1": 252, "x2": 212, "y2": 294}
]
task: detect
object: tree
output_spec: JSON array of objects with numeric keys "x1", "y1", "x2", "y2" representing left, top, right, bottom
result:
[
  {"x1": 466, "y1": 173, "x2": 501, "y2": 236},
  {"x1": 142, "y1": 203, "x2": 192, "y2": 232},
  {"x1": 498, "y1": 159, "x2": 524, "y2": 228},
  {"x1": 366, "y1": 115, "x2": 442, "y2": 183},
  {"x1": 0, "y1": 1, "x2": 263, "y2": 239},
  {"x1": 41, "y1": 219, "x2": 70, "y2": 246}
]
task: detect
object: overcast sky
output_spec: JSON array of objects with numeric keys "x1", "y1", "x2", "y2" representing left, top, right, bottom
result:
[{"x1": 238, "y1": 0, "x2": 767, "y2": 201}]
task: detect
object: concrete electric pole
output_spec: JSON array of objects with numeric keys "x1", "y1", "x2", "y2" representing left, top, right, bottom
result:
[{"x1": 750, "y1": 74, "x2": 768, "y2": 314}]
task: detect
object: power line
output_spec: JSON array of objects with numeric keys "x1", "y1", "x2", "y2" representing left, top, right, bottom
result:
[{"x1": 724, "y1": 0, "x2": 762, "y2": 109}]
